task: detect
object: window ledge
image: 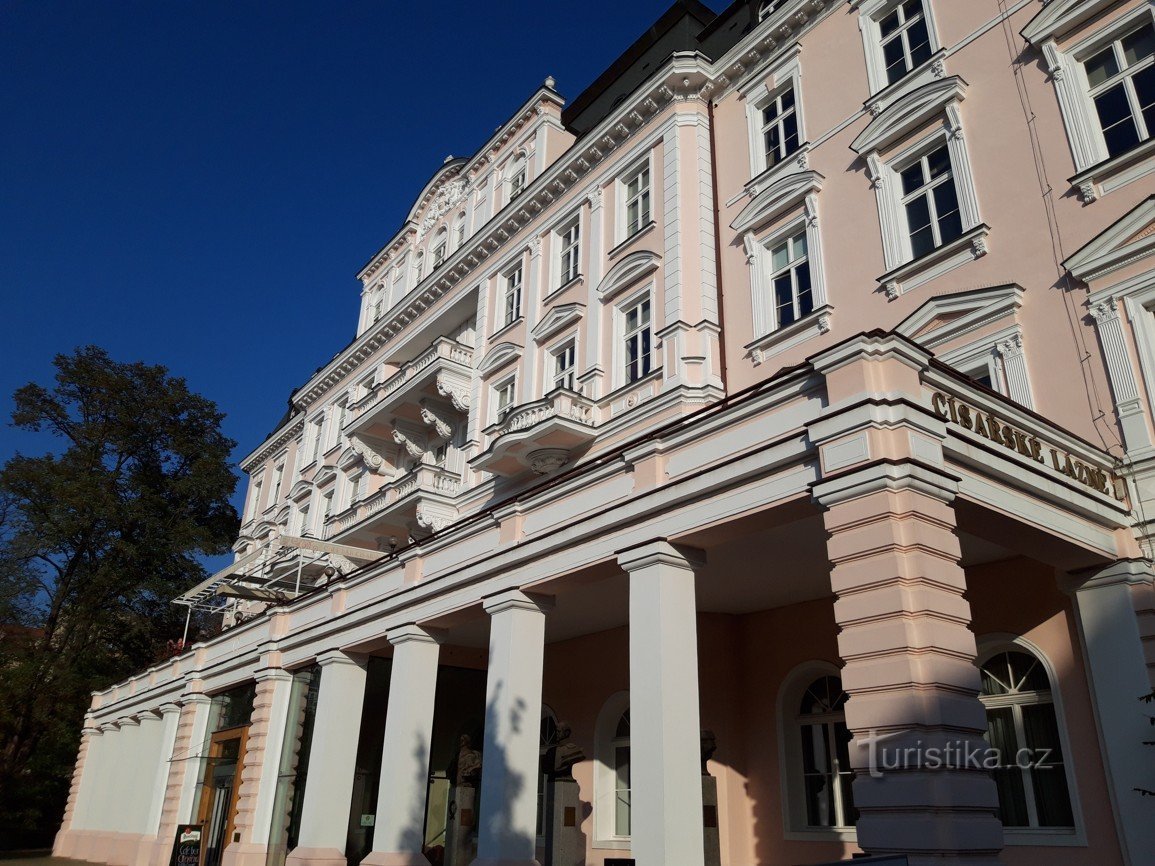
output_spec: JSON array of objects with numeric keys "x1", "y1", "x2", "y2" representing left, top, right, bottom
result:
[
  {"x1": 782, "y1": 827, "x2": 858, "y2": 843},
  {"x1": 590, "y1": 839, "x2": 631, "y2": 851},
  {"x1": 864, "y1": 48, "x2": 949, "y2": 114},
  {"x1": 543, "y1": 273, "x2": 584, "y2": 304},
  {"x1": 490, "y1": 316, "x2": 525, "y2": 343},
  {"x1": 599, "y1": 367, "x2": 664, "y2": 409},
  {"x1": 745, "y1": 305, "x2": 833, "y2": 367},
  {"x1": 878, "y1": 223, "x2": 990, "y2": 299},
  {"x1": 745, "y1": 143, "x2": 812, "y2": 199},
  {"x1": 1003, "y1": 828, "x2": 1085, "y2": 847},
  {"x1": 1070, "y1": 138, "x2": 1155, "y2": 204},
  {"x1": 608, "y1": 220, "x2": 657, "y2": 260}
]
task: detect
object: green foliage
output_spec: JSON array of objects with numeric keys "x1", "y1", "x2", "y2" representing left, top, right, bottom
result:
[{"x1": 0, "y1": 347, "x2": 238, "y2": 848}]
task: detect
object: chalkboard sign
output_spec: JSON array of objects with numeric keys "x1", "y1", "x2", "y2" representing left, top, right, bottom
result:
[{"x1": 168, "y1": 824, "x2": 204, "y2": 866}]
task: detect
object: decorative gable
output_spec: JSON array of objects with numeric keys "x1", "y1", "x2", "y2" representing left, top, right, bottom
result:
[
  {"x1": 851, "y1": 76, "x2": 968, "y2": 155},
  {"x1": 1064, "y1": 196, "x2": 1155, "y2": 283},
  {"x1": 532, "y1": 303, "x2": 585, "y2": 344},
  {"x1": 478, "y1": 341, "x2": 523, "y2": 375},
  {"x1": 896, "y1": 284, "x2": 1024, "y2": 349},
  {"x1": 730, "y1": 170, "x2": 823, "y2": 234},
  {"x1": 1022, "y1": 0, "x2": 1119, "y2": 46},
  {"x1": 597, "y1": 250, "x2": 660, "y2": 302}
]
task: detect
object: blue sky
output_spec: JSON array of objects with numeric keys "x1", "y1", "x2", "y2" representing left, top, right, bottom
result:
[{"x1": 1, "y1": 0, "x2": 721, "y2": 558}]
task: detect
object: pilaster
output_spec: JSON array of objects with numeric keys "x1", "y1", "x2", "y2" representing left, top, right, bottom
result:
[
  {"x1": 53, "y1": 715, "x2": 101, "y2": 857},
  {"x1": 152, "y1": 693, "x2": 212, "y2": 866}
]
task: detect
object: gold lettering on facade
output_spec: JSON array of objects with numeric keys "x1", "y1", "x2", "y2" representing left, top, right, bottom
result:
[{"x1": 930, "y1": 391, "x2": 1125, "y2": 501}]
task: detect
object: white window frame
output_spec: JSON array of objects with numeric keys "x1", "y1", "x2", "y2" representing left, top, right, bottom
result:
[
  {"x1": 453, "y1": 212, "x2": 467, "y2": 250},
  {"x1": 501, "y1": 263, "x2": 524, "y2": 329},
  {"x1": 270, "y1": 462, "x2": 284, "y2": 504},
  {"x1": 247, "y1": 478, "x2": 263, "y2": 520},
  {"x1": 321, "y1": 488, "x2": 334, "y2": 525},
  {"x1": 346, "y1": 469, "x2": 363, "y2": 510},
  {"x1": 432, "y1": 229, "x2": 448, "y2": 270},
  {"x1": 492, "y1": 375, "x2": 517, "y2": 424},
  {"x1": 855, "y1": 0, "x2": 942, "y2": 96},
  {"x1": 975, "y1": 635, "x2": 1086, "y2": 846},
  {"x1": 507, "y1": 153, "x2": 528, "y2": 204},
  {"x1": 616, "y1": 155, "x2": 653, "y2": 243},
  {"x1": 549, "y1": 338, "x2": 577, "y2": 393},
  {"x1": 553, "y1": 214, "x2": 582, "y2": 290},
  {"x1": 748, "y1": 206, "x2": 828, "y2": 340},
  {"x1": 777, "y1": 661, "x2": 858, "y2": 842},
  {"x1": 308, "y1": 416, "x2": 324, "y2": 466},
  {"x1": 1040, "y1": 5, "x2": 1155, "y2": 180},
  {"x1": 617, "y1": 288, "x2": 655, "y2": 388},
  {"x1": 743, "y1": 48, "x2": 806, "y2": 180},
  {"x1": 593, "y1": 691, "x2": 632, "y2": 849}
]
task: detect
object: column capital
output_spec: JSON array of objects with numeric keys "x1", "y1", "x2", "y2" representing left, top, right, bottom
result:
[
  {"x1": 315, "y1": 648, "x2": 365, "y2": 669},
  {"x1": 386, "y1": 623, "x2": 447, "y2": 646},
  {"x1": 117, "y1": 715, "x2": 141, "y2": 728},
  {"x1": 1063, "y1": 557, "x2": 1155, "y2": 593},
  {"x1": 617, "y1": 539, "x2": 705, "y2": 573},
  {"x1": 180, "y1": 693, "x2": 212, "y2": 707},
  {"x1": 253, "y1": 667, "x2": 294, "y2": 684},
  {"x1": 811, "y1": 460, "x2": 959, "y2": 508},
  {"x1": 482, "y1": 588, "x2": 555, "y2": 616},
  {"x1": 137, "y1": 709, "x2": 164, "y2": 725},
  {"x1": 99, "y1": 722, "x2": 119, "y2": 733},
  {"x1": 158, "y1": 702, "x2": 183, "y2": 716}
]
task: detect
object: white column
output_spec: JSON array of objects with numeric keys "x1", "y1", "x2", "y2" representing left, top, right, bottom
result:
[
  {"x1": 250, "y1": 670, "x2": 295, "y2": 849},
  {"x1": 286, "y1": 650, "x2": 367, "y2": 866},
  {"x1": 146, "y1": 705, "x2": 183, "y2": 836},
  {"x1": 1069, "y1": 560, "x2": 1155, "y2": 866},
  {"x1": 996, "y1": 333, "x2": 1034, "y2": 409},
  {"x1": 619, "y1": 541, "x2": 706, "y2": 866},
  {"x1": 473, "y1": 590, "x2": 552, "y2": 866},
  {"x1": 94, "y1": 723, "x2": 121, "y2": 831},
  {"x1": 580, "y1": 189, "x2": 605, "y2": 399},
  {"x1": 130, "y1": 712, "x2": 167, "y2": 834},
  {"x1": 363, "y1": 625, "x2": 444, "y2": 866},
  {"x1": 72, "y1": 723, "x2": 105, "y2": 831},
  {"x1": 175, "y1": 694, "x2": 213, "y2": 825},
  {"x1": 113, "y1": 717, "x2": 142, "y2": 833}
]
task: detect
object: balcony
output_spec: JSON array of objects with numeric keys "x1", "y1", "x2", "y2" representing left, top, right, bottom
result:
[
  {"x1": 348, "y1": 337, "x2": 472, "y2": 432},
  {"x1": 472, "y1": 389, "x2": 599, "y2": 476},
  {"x1": 326, "y1": 463, "x2": 462, "y2": 543}
]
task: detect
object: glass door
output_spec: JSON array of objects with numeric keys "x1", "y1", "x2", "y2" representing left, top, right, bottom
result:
[{"x1": 197, "y1": 726, "x2": 248, "y2": 866}]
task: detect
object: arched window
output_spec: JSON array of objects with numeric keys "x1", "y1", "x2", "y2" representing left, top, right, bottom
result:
[
  {"x1": 432, "y1": 228, "x2": 448, "y2": 270},
  {"x1": 594, "y1": 691, "x2": 630, "y2": 845},
  {"x1": 978, "y1": 646, "x2": 1075, "y2": 829},
  {"x1": 508, "y1": 153, "x2": 528, "y2": 202},
  {"x1": 796, "y1": 676, "x2": 856, "y2": 829}
]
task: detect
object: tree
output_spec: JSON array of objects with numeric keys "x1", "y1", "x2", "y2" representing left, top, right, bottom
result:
[{"x1": 0, "y1": 347, "x2": 238, "y2": 848}]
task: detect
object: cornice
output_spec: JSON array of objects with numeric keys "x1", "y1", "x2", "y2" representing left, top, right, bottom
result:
[{"x1": 240, "y1": 416, "x2": 304, "y2": 473}]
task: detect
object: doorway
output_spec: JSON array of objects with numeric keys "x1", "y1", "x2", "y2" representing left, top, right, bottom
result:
[{"x1": 197, "y1": 725, "x2": 249, "y2": 866}]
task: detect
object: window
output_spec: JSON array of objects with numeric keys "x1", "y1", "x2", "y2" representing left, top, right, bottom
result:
[
  {"x1": 433, "y1": 229, "x2": 448, "y2": 269},
  {"x1": 623, "y1": 163, "x2": 651, "y2": 237},
  {"x1": 612, "y1": 710, "x2": 631, "y2": 837},
  {"x1": 880, "y1": 0, "x2": 932, "y2": 86},
  {"x1": 762, "y1": 85, "x2": 800, "y2": 169},
  {"x1": 454, "y1": 213, "x2": 466, "y2": 249},
  {"x1": 309, "y1": 417, "x2": 324, "y2": 464},
  {"x1": 502, "y1": 266, "x2": 523, "y2": 327},
  {"x1": 1084, "y1": 22, "x2": 1155, "y2": 159},
  {"x1": 552, "y1": 341, "x2": 576, "y2": 392},
  {"x1": 297, "y1": 503, "x2": 310, "y2": 536},
  {"x1": 767, "y1": 231, "x2": 813, "y2": 329},
  {"x1": 251, "y1": 480, "x2": 263, "y2": 516},
  {"x1": 979, "y1": 649, "x2": 1075, "y2": 830},
  {"x1": 898, "y1": 143, "x2": 963, "y2": 260},
  {"x1": 322, "y1": 490, "x2": 334, "y2": 522},
  {"x1": 623, "y1": 296, "x2": 653, "y2": 383},
  {"x1": 335, "y1": 400, "x2": 348, "y2": 437},
  {"x1": 347, "y1": 472, "x2": 362, "y2": 508},
  {"x1": 271, "y1": 464, "x2": 284, "y2": 503},
  {"x1": 494, "y1": 377, "x2": 516, "y2": 421},
  {"x1": 796, "y1": 676, "x2": 856, "y2": 829},
  {"x1": 413, "y1": 252, "x2": 425, "y2": 285},
  {"x1": 559, "y1": 219, "x2": 580, "y2": 286},
  {"x1": 509, "y1": 155, "x2": 527, "y2": 202}
]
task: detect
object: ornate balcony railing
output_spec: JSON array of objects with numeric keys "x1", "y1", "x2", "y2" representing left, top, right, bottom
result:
[
  {"x1": 350, "y1": 338, "x2": 473, "y2": 419},
  {"x1": 324, "y1": 464, "x2": 462, "y2": 539}
]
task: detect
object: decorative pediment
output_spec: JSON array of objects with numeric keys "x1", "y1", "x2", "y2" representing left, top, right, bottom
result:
[
  {"x1": 336, "y1": 446, "x2": 362, "y2": 471},
  {"x1": 289, "y1": 480, "x2": 313, "y2": 502},
  {"x1": 406, "y1": 158, "x2": 468, "y2": 240},
  {"x1": 896, "y1": 284, "x2": 1024, "y2": 349},
  {"x1": 851, "y1": 76, "x2": 968, "y2": 155},
  {"x1": 532, "y1": 303, "x2": 585, "y2": 343},
  {"x1": 597, "y1": 250, "x2": 661, "y2": 302},
  {"x1": 479, "y1": 341, "x2": 523, "y2": 375},
  {"x1": 273, "y1": 505, "x2": 292, "y2": 526},
  {"x1": 1022, "y1": 0, "x2": 1118, "y2": 46},
  {"x1": 1063, "y1": 196, "x2": 1155, "y2": 284},
  {"x1": 314, "y1": 467, "x2": 337, "y2": 487},
  {"x1": 730, "y1": 170, "x2": 823, "y2": 234}
]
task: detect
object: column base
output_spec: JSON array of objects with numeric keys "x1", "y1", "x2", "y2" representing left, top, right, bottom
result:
[
  {"x1": 222, "y1": 842, "x2": 273, "y2": 866},
  {"x1": 286, "y1": 847, "x2": 349, "y2": 866},
  {"x1": 360, "y1": 854, "x2": 432, "y2": 866},
  {"x1": 110, "y1": 831, "x2": 145, "y2": 866}
]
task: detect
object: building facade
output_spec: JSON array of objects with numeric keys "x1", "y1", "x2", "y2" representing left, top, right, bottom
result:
[{"x1": 54, "y1": 2, "x2": 1155, "y2": 865}]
